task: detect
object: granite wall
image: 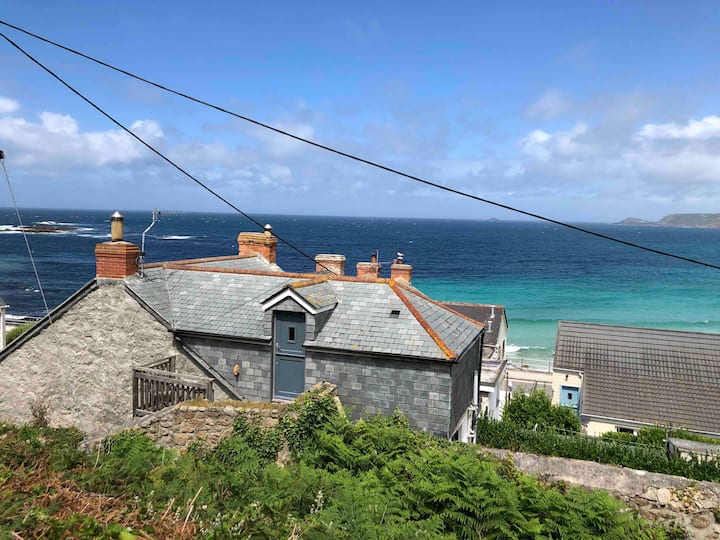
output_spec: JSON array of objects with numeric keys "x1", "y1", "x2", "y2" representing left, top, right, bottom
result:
[
  {"x1": 0, "y1": 282, "x2": 201, "y2": 438},
  {"x1": 484, "y1": 448, "x2": 720, "y2": 539}
]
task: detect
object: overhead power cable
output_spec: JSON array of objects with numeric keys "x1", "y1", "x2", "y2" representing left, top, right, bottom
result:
[
  {"x1": 2, "y1": 20, "x2": 720, "y2": 272},
  {"x1": 0, "y1": 31, "x2": 335, "y2": 274},
  {"x1": 0, "y1": 150, "x2": 53, "y2": 322}
]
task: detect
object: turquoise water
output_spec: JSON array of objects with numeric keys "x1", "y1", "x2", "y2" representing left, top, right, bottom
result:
[
  {"x1": 2, "y1": 209, "x2": 719, "y2": 370},
  {"x1": 418, "y1": 274, "x2": 720, "y2": 369}
]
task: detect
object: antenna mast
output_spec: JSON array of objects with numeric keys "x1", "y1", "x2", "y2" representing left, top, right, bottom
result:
[{"x1": 139, "y1": 208, "x2": 161, "y2": 276}]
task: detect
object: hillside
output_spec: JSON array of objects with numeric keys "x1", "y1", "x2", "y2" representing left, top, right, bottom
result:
[{"x1": 617, "y1": 213, "x2": 720, "y2": 228}]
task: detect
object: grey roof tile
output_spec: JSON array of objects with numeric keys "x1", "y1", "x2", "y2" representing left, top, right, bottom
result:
[
  {"x1": 126, "y1": 268, "x2": 483, "y2": 361},
  {"x1": 555, "y1": 321, "x2": 720, "y2": 435}
]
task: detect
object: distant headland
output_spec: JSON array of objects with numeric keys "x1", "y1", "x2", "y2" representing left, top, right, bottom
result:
[{"x1": 616, "y1": 214, "x2": 720, "y2": 229}]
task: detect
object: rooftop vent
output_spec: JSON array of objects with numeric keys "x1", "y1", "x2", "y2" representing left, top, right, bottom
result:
[{"x1": 390, "y1": 309, "x2": 401, "y2": 318}]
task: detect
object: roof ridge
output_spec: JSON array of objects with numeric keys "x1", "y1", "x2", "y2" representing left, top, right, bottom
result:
[
  {"x1": 398, "y1": 283, "x2": 484, "y2": 329},
  {"x1": 559, "y1": 320, "x2": 720, "y2": 340},
  {"x1": 290, "y1": 275, "x2": 331, "y2": 289},
  {"x1": 146, "y1": 254, "x2": 255, "y2": 268},
  {"x1": 391, "y1": 283, "x2": 456, "y2": 360}
]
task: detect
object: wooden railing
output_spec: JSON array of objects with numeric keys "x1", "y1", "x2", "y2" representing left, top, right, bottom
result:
[
  {"x1": 132, "y1": 359, "x2": 213, "y2": 417},
  {"x1": 145, "y1": 356, "x2": 176, "y2": 372}
]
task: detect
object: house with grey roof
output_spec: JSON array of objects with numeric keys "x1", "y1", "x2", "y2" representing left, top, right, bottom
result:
[
  {"x1": 552, "y1": 320, "x2": 720, "y2": 437},
  {"x1": 441, "y1": 302, "x2": 508, "y2": 419},
  {"x1": 0, "y1": 214, "x2": 485, "y2": 441}
]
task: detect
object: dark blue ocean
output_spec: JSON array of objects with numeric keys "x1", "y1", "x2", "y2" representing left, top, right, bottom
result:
[{"x1": 2, "y1": 208, "x2": 719, "y2": 370}]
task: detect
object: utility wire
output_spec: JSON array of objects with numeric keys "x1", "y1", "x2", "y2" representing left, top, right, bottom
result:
[
  {"x1": 2, "y1": 20, "x2": 720, "y2": 271},
  {"x1": 0, "y1": 151, "x2": 53, "y2": 323},
  {"x1": 0, "y1": 31, "x2": 335, "y2": 274}
]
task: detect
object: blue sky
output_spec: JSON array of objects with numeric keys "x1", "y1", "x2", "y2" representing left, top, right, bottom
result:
[{"x1": 1, "y1": 1, "x2": 719, "y2": 221}]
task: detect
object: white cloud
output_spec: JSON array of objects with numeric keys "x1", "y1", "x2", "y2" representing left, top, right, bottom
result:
[
  {"x1": 0, "y1": 109, "x2": 164, "y2": 171},
  {"x1": 253, "y1": 123, "x2": 315, "y2": 159},
  {"x1": 40, "y1": 112, "x2": 78, "y2": 135},
  {"x1": 637, "y1": 116, "x2": 720, "y2": 140},
  {"x1": 0, "y1": 97, "x2": 20, "y2": 114},
  {"x1": 527, "y1": 90, "x2": 572, "y2": 120}
]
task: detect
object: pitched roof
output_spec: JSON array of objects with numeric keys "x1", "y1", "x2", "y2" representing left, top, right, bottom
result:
[
  {"x1": 554, "y1": 321, "x2": 720, "y2": 435},
  {"x1": 125, "y1": 258, "x2": 483, "y2": 361},
  {"x1": 441, "y1": 302, "x2": 506, "y2": 346}
]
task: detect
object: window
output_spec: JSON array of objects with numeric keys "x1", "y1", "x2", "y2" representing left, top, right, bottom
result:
[
  {"x1": 389, "y1": 309, "x2": 400, "y2": 318},
  {"x1": 616, "y1": 426, "x2": 636, "y2": 435},
  {"x1": 288, "y1": 326, "x2": 296, "y2": 343}
]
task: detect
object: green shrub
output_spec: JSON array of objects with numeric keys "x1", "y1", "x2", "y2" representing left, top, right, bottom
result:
[
  {"x1": 477, "y1": 416, "x2": 720, "y2": 482},
  {"x1": 5, "y1": 321, "x2": 35, "y2": 345},
  {"x1": 503, "y1": 389, "x2": 582, "y2": 433}
]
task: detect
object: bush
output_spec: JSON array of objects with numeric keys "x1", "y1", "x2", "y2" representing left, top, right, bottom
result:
[
  {"x1": 476, "y1": 416, "x2": 720, "y2": 482},
  {"x1": 5, "y1": 321, "x2": 35, "y2": 345},
  {"x1": 503, "y1": 389, "x2": 582, "y2": 433}
]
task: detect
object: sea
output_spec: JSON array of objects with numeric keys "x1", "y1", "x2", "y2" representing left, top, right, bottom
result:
[{"x1": 2, "y1": 208, "x2": 719, "y2": 371}]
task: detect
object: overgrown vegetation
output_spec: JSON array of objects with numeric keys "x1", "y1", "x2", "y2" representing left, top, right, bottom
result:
[
  {"x1": 1, "y1": 391, "x2": 671, "y2": 539},
  {"x1": 4, "y1": 321, "x2": 35, "y2": 345},
  {"x1": 502, "y1": 389, "x2": 582, "y2": 433},
  {"x1": 476, "y1": 417, "x2": 720, "y2": 482}
]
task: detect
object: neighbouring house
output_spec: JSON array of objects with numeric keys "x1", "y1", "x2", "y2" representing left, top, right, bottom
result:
[
  {"x1": 0, "y1": 213, "x2": 486, "y2": 441},
  {"x1": 552, "y1": 320, "x2": 720, "y2": 437},
  {"x1": 441, "y1": 302, "x2": 508, "y2": 419}
]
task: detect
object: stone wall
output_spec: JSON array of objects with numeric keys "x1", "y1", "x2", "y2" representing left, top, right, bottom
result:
[
  {"x1": 306, "y1": 349, "x2": 452, "y2": 436},
  {"x1": 0, "y1": 282, "x2": 197, "y2": 439},
  {"x1": 484, "y1": 448, "x2": 720, "y2": 538},
  {"x1": 132, "y1": 401, "x2": 287, "y2": 450}
]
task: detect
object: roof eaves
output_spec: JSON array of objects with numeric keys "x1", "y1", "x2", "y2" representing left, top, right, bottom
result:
[{"x1": 391, "y1": 282, "x2": 457, "y2": 360}]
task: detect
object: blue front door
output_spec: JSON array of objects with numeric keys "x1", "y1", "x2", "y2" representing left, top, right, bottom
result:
[
  {"x1": 274, "y1": 311, "x2": 306, "y2": 399},
  {"x1": 560, "y1": 385, "x2": 580, "y2": 411}
]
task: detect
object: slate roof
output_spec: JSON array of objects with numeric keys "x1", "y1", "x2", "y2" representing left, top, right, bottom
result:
[
  {"x1": 292, "y1": 281, "x2": 338, "y2": 310},
  {"x1": 124, "y1": 257, "x2": 483, "y2": 361},
  {"x1": 554, "y1": 321, "x2": 720, "y2": 435},
  {"x1": 441, "y1": 303, "x2": 506, "y2": 347}
]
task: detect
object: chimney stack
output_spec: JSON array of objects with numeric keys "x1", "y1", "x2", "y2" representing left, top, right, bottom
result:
[
  {"x1": 390, "y1": 253, "x2": 412, "y2": 284},
  {"x1": 95, "y1": 212, "x2": 140, "y2": 279},
  {"x1": 238, "y1": 224, "x2": 277, "y2": 264},
  {"x1": 315, "y1": 254, "x2": 346, "y2": 275},
  {"x1": 357, "y1": 252, "x2": 381, "y2": 280}
]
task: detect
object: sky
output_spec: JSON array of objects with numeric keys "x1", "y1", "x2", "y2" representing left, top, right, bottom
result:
[{"x1": 0, "y1": 1, "x2": 719, "y2": 221}]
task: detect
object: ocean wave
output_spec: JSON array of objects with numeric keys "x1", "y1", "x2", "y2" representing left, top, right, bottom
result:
[
  {"x1": 77, "y1": 233, "x2": 111, "y2": 239},
  {"x1": 506, "y1": 344, "x2": 548, "y2": 353},
  {"x1": 24, "y1": 287, "x2": 40, "y2": 293},
  {"x1": 0, "y1": 225, "x2": 23, "y2": 234},
  {"x1": 36, "y1": 220, "x2": 83, "y2": 228},
  {"x1": 161, "y1": 235, "x2": 194, "y2": 240}
]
